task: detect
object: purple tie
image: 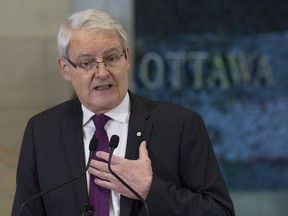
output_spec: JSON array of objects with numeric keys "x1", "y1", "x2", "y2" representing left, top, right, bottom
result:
[{"x1": 89, "y1": 114, "x2": 111, "y2": 216}]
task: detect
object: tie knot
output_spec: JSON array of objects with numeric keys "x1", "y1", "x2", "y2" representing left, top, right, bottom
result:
[{"x1": 92, "y1": 114, "x2": 111, "y2": 130}]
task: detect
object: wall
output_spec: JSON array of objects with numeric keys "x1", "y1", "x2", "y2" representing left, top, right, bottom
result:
[
  {"x1": 0, "y1": 0, "x2": 71, "y2": 215},
  {"x1": 0, "y1": 0, "x2": 72, "y2": 150}
]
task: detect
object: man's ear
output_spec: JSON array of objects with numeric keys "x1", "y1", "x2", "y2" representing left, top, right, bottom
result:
[
  {"x1": 125, "y1": 48, "x2": 131, "y2": 65},
  {"x1": 58, "y1": 57, "x2": 71, "y2": 81}
]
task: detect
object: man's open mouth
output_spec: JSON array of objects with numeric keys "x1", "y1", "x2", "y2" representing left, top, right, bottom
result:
[{"x1": 93, "y1": 84, "x2": 113, "y2": 90}]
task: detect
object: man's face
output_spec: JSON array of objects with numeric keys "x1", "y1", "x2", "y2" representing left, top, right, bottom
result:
[{"x1": 58, "y1": 28, "x2": 130, "y2": 113}]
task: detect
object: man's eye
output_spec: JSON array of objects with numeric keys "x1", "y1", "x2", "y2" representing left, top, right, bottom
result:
[
  {"x1": 79, "y1": 61, "x2": 93, "y2": 68},
  {"x1": 105, "y1": 55, "x2": 118, "y2": 63}
]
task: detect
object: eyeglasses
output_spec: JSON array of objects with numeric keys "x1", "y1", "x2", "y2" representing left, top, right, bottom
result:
[{"x1": 65, "y1": 50, "x2": 127, "y2": 72}]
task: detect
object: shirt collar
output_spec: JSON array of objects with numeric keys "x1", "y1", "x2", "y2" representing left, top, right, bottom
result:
[{"x1": 82, "y1": 92, "x2": 130, "y2": 126}]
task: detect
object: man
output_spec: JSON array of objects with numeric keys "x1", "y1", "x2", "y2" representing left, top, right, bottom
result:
[{"x1": 12, "y1": 9, "x2": 235, "y2": 216}]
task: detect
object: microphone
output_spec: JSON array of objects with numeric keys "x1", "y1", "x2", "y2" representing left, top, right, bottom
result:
[
  {"x1": 81, "y1": 204, "x2": 94, "y2": 216},
  {"x1": 108, "y1": 135, "x2": 150, "y2": 216},
  {"x1": 17, "y1": 138, "x2": 98, "y2": 216}
]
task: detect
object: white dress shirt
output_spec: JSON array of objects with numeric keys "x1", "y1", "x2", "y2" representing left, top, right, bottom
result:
[{"x1": 82, "y1": 93, "x2": 130, "y2": 216}]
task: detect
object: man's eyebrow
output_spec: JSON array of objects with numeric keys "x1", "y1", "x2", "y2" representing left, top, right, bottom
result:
[
  {"x1": 76, "y1": 54, "x2": 95, "y2": 60},
  {"x1": 103, "y1": 47, "x2": 122, "y2": 54},
  {"x1": 75, "y1": 47, "x2": 122, "y2": 60}
]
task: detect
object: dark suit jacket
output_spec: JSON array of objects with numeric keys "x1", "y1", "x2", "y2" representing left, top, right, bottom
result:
[{"x1": 12, "y1": 92, "x2": 235, "y2": 216}]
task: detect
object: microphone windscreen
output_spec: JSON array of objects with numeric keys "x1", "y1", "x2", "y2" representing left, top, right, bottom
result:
[
  {"x1": 89, "y1": 138, "x2": 98, "y2": 151},
  {"x1": 109, "y1": 135, "x2": 119, "y2": 149}
]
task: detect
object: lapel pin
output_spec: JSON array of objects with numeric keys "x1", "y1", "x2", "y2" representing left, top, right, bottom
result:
[{"x1": 136, "y1": 131, "x2": 142, "y2": 137}]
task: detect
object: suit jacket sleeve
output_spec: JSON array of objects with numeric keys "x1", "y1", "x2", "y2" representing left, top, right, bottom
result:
[
  {"x1": 141, "y1": 105, "x2": 235, "y2": 216},
  {"x1": 11, "y1": 119, "x2": 47, "y2": 216}
]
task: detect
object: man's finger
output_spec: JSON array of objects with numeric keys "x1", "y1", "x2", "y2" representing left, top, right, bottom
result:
[
  {"x1": 95, "y1": 151, "x2": 110, "y2": 161},
  {"x1": 139, "y1": 141, "x2": 149, "y2": 159}
]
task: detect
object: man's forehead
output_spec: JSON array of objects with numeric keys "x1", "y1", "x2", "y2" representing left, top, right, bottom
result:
[
  {"x1": 71, "y1": 28, "x2": 120, "y2": 42},
  {"x1": 69, "y1": 29, "x2": 122, "y2": 57}
]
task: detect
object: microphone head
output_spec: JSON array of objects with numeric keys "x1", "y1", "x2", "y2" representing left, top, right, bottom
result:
[
  {"x1": 83, "y1": 204, "x2": 94, "y2": 214},
  {"x1": 89, "y1": 138, "x2": 98, "y2": 151},
  {"x1": 109, "y1": 135, "x2": 119, "y2": 149}
]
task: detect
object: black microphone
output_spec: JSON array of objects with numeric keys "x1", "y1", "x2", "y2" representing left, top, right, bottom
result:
[
  {"x1": 81, "y1": 204, "x2": 94, "y2": 216},
  {"x1": 108, "y1": 135, "x2": 150, "y2": 216},
  {"x1": 17, "y1": 138, "x2": 99, "y2": 216}
]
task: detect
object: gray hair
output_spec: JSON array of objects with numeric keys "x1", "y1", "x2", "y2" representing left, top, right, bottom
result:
[{"x1": 57, "y1": 9, "x2": 128, "y2": 58}]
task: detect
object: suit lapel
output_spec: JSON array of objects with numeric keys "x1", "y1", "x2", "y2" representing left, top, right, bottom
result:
[
  {"x1": 120, "y1": 93, "x2": 154, "y2": 216},
  {"x1": 125, "y1": 111, "x2": 153, "y2": 159},
  {"x1": 61, "y1": 100, "x2": 88, "y2": 209}
]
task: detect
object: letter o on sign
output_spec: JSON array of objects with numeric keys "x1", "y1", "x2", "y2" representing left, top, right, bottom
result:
[{"x1": 139, "y1": 52, "x2": 164, "y2": 89}]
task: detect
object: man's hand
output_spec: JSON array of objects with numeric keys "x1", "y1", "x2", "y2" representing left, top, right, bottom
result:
[{"x1": 88, "y1": 141, "x2": 153, "y2": 199}]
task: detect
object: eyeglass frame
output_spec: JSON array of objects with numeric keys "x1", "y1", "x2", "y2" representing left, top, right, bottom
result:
[{"x1": 65, "y1": 49, "x2": 127, "y2": 72}]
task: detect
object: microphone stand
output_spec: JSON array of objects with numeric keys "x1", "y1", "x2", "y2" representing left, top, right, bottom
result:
[{"x1": 108, "y1": 135, "x2": 150, "y2": 216}]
